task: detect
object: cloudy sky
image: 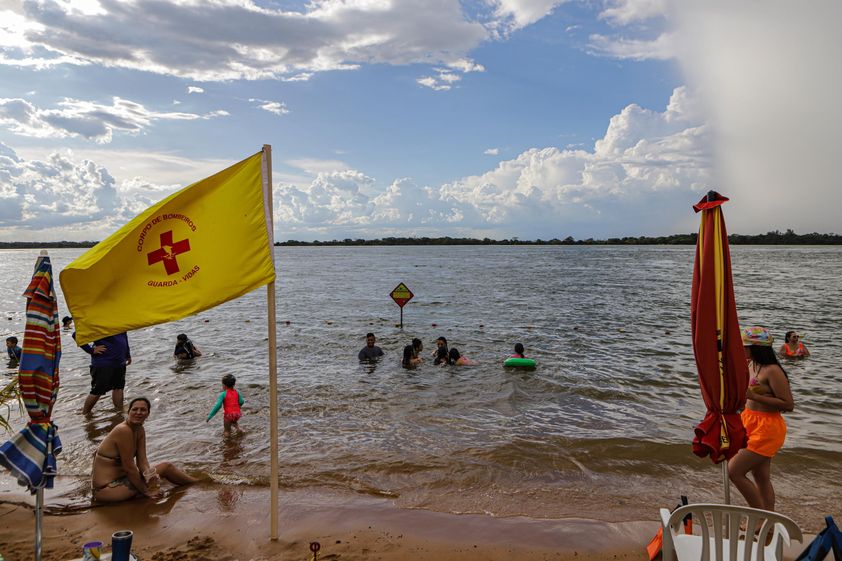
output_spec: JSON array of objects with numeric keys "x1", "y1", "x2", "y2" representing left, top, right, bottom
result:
[{"x1": 0, "y1": 0, "x2": 839, "y2": 242}]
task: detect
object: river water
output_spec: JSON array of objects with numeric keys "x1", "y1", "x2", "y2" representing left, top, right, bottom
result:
[{"x1": 1, "y1": 246, "x2": 840, "y2": 526}]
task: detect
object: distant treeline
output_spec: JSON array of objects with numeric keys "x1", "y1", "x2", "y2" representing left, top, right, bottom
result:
[
  {"x1": 278, "y1": 230, "x2": 842, "y2": 246},
  {"x1": 0, "y1": 241, "x2": 97, "y2": 249},
  {"x1": 2, "y1": 230, "x2": 840, "y2": 249}
]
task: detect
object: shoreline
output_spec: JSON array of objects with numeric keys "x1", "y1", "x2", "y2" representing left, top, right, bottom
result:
[
  {"x1": 1, "y1": 482, "x2": 658, "y2": 561},
  {"x1": 0, "y1": 482, "x2": 816, "y2": 561}
]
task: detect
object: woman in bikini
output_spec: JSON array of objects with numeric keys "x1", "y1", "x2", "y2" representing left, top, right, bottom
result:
[
  {"x1": 779, "y1": 331, "x2": 810, "y2": 358},
  {"x1": 728, "y1": 326, "x2": 794, "y2": 511},
  {"x1": 91, "y1": 397, "x2": 197, "y2": 502}
]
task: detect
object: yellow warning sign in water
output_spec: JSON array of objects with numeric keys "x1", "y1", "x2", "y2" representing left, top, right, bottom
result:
[{"x1": 390, "y1": 282, "x2": 414, "y2": 307}]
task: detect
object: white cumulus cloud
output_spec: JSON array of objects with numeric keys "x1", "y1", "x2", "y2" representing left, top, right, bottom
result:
[
  {"x1": 599, "y1": 0, "x2": 669, "y2": 25},
  {"x1": 0, "y1": 96, "x2": 226, "y2": 143},
  {"x1": 272, "y1": 86, "x2": 713, "y2": 239},
  {"x1": 0, "y1": 142, "x2": 120, "y2": 232},
  {"x1": 587, "y1": 31, "x2": 676, "y2": 61},
  {"x1": 249, "y1": 98, "x2": 290, "y2": 116},
  {"x1": 417, "y1": 62, "x2": 483, "y2": 91},
  {"x1": 0, "y1": 87, "x2": 715, "y2": 241},
  {"x1": 2, "y1": 0, "x2": 492, "y2": 82},
  {"x1": 489, "y1": 0, "x2": 566, "y2": 35}
]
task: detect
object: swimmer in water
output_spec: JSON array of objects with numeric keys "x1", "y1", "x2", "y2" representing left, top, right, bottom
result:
[
  {"x1": 402, "y1": 338, "x2": 423, "y2": 368},
  {"x1": 779, "y1": 331, "x2": 809, "y2": 358},
  {"x1": 434, "y1": 347, "x2": 451, "y2": 365},
  {"x1": 174, "y1": 333, "x2": 202, "y2": 360},
  {"x1": 431, "y1": 336, "x2": 448, "y2": 359},
  {"x1": 449, "y1": 347, "x2": 475, "y2": 365},
  {"x1": 358, "y1": 332, "x2": 385, "y2": 361}
]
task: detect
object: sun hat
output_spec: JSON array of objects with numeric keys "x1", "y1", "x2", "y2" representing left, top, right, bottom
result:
[{"x1": 742, "y1": 326, "x2": 774, "y2": 346}]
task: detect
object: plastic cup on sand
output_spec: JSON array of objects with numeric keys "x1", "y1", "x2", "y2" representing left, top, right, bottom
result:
[
  {"x1": 82, "y1": 541, "x2": 102, "y2": 560},
  {"x1": 144, "y1": 468, "x2": 160, "y2": 492}
]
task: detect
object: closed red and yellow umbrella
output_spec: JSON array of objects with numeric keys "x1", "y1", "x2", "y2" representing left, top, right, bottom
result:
[{"x1": 690, "y1": 192, "x2": 749, "y2": 498}]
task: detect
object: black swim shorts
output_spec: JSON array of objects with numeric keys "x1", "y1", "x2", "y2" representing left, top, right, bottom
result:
[{"x1": 89, "y1": 365, "x2": 127, "y2": 395}]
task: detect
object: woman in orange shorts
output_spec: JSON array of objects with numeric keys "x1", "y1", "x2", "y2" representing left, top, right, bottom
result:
[{"x1": 728, "y1": 326, "x2": 794, "y2": 511}]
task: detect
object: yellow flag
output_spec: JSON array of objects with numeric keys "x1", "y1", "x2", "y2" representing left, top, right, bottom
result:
[{"x1": 60, "y1": 150, "x2": 276, "y2": 343}]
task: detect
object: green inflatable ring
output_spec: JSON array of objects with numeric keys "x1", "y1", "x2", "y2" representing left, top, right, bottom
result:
[{"x1": 503, "y1": 357, "x2": 536, "y2": 368}]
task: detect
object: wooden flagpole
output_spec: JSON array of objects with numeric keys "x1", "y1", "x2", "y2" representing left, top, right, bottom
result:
[{"x1": 263, "y1": 144, "x2": 280, "y2": 539}]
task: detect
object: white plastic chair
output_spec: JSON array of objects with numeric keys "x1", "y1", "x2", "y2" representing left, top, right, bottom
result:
[{"x1": 660, "y1": 503, "x2": 803, "y2": 561}]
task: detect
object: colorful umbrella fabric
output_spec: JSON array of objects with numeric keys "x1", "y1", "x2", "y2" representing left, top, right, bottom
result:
[
  {"x1": 0, "y1": 255, "x2": 62, "y2": 490},
  {"x1": 690, "y1": 192, "x2": 748, "y2": 463}
]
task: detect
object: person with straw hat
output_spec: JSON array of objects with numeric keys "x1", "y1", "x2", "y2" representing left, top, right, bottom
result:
[{"x1": 728, "y1": 326, "x2": 794, "y2": 511}]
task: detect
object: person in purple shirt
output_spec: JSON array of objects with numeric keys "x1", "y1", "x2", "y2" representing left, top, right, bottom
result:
[{"x1": 74, "y1": 331, "x2": 132, "y2": 415}]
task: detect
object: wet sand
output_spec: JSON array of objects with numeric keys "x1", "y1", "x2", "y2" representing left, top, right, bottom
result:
[
  {"x1": 0, "y1": 481, "x2": 819, "y2": 561},
  {"x1": 0, "y1": 481, "x2": 661, "y2": 561}
]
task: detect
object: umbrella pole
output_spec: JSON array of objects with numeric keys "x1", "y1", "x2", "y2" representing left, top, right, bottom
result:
[
  {"x1": 722, "y1": 461, "x2": 731, "y2": 504},
  {"x1": 35, "y1": 487, "x2": 43, "y2": 561}
]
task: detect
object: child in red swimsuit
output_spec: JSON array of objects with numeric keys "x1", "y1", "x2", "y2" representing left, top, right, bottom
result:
[{"x1": 207, "y1": 374, "x2": 244, "y2": 436}]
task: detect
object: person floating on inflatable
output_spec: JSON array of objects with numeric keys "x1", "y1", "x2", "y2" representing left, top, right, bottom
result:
[
  {"x1": 779, "y1": 331, "x2": 810, "y2": 358},
  {"x1": 504, "y1": 343, "x2": 535, "y2": 369}
]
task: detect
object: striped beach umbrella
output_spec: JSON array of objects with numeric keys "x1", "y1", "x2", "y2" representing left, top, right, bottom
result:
[
  {"x1": 0, "y1": 252, "x2": 62, "y2": 561},
  {"x1": 690, "y1": 192, "x2": 749, "y2": 502}
]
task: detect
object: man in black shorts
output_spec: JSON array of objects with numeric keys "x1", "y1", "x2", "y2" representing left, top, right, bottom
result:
[{"x1": 75, "y1": 331, "x2": 132, "y2": 414}]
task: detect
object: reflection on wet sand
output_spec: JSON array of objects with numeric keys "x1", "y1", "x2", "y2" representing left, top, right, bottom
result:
[
  {"x1": 144, "y1": 487, "x2": 190, "y2": 517},
  {"x1": 222, "y1": 434, "x2": 244, "y2": 464},
  {"x1": 83, "y1": 411, "x2": 125, "y2": 443},
  {"x1": 216, "y1": 486, "x2": 243, "y2": 511},
  {"x1": 68, "y1": 486, "x2": 193, "y2": 520}
]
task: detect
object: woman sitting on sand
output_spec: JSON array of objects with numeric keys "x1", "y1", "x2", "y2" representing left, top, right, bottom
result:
[{"x1": 91, "y1": 397, "x2": 197, "y2": 502}]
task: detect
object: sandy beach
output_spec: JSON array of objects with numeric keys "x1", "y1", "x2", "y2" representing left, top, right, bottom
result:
[
  {"x1": 0, "y1": 481, "x2": 661, "y2": 561},
  {"x1": 1, "y1": 480, "x2": 822, "y2": 561}
]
